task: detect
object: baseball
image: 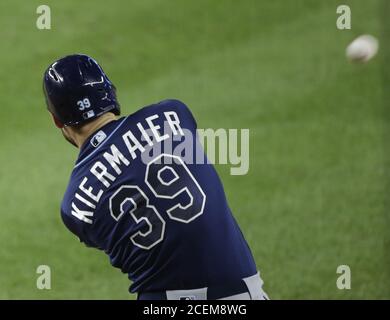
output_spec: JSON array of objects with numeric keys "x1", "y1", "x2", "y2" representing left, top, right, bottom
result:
[{"x1": 346, "y1": 35, "x2": 379, "y2": 63}]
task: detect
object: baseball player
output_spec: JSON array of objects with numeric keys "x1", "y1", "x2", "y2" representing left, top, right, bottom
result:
[{"x1": 43, "y1": 54, "x2": 268, "y2": 300}]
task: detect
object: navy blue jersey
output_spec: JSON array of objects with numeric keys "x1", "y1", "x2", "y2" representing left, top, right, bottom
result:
[{"x1": 61, "y1": 99, "x2": 257, "y2": 293}]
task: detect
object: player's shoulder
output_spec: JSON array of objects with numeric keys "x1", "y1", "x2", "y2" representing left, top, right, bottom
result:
[
  {"x1": 138, "y1": 98, "x2": 191, "y2": 114},
  {"x1": 140, "y1": 99, "x2": 196, "y2": 125},
  {"x1": 156, "y1": 98, "x2": 189, "y2": 109}
]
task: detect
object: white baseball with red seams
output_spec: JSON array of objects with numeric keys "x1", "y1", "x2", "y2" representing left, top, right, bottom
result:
[{"x1": 346, "y1": 35, "x2": 379, "y2": 63}]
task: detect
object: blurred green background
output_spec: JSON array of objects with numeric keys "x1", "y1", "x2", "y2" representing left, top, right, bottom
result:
[{"x1": 0, "y1": 0, "x2": 388, "y2": 299}]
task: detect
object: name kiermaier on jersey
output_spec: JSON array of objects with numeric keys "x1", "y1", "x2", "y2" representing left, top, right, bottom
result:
[{"x1": 70, "y1": 110, "x2": 185, "y2": 225}]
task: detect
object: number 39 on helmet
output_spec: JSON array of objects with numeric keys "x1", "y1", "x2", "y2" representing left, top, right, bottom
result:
[{"x1": 43, "y1": 54, "x2": 120, "y2": 126}]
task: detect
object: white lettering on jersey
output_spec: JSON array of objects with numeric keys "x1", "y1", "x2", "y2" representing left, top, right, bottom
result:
[
  {"x1": 122, "y1": 130, "x2": 145, "y2": 160},
  {"x1": 164, "y1": 111, "x2": 184, "y2": 136},
  {"x1": 90, "y1": 161, "x2": 116, "y2": 188},
  {"x1": 75, "y1": 193, "x2": 96, "y2": 209},
  {"x1": 103, "y1": 144, "x2": 130, "y2": 175},
  {"x1": 145, "y1": 114, "x2": 170, "y2": 143},
  {"x1": 71, "y1": 202, "x2": 94, "y2": 224},
  {"x1": 79, "y1": 177, "x2": 103, "y2": 202}
]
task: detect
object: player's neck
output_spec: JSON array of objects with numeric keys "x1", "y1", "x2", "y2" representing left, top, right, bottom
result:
[{"x1": 71, "y1": 112, "x2": 117, "y2": 148}]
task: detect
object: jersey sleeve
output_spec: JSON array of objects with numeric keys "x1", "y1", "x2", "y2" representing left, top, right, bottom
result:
[{"x1": 61, "y1": 209, "x2": 97, "y2": 248}]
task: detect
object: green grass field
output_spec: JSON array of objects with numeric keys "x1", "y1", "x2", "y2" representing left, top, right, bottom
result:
[{"x1": 0, "y1": 0, "x2": 388, "y2": 299}]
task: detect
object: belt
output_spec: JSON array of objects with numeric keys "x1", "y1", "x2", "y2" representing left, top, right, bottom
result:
[{"x1": 138, "y1": 278, "x2": 250, "y2": 300}]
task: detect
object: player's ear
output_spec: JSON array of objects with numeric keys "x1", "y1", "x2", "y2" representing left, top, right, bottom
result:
[{"x1": 51, "y1": 113, "x2": 64, "y2": 128}]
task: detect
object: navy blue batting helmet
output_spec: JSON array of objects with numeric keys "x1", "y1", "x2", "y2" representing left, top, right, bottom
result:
[{"x1": 43, "y1": 54, "x2": 120, "y2": 126}]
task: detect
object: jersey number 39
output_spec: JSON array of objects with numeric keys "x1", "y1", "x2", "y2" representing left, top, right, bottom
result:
[{"x1": 109, "y1": 154, "x2": 206, "y2": 250}]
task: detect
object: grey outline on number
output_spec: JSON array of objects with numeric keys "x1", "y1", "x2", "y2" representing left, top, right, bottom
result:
[
  {"x1": 145, "y1": 154, "x2": 206, "y2": 224},
  {"x1": 109, "y1": 185, "x2": 166, "y2": 250}
]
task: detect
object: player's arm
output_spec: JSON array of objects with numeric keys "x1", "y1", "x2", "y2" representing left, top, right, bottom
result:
[{"x1": 61, "y1": 209, "x2": 98, "y2": 248}]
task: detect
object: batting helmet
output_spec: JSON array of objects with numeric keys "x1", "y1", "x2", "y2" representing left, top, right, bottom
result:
[{"x1": 43, "y1": 54, "x2": 120, "y2": 126}]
